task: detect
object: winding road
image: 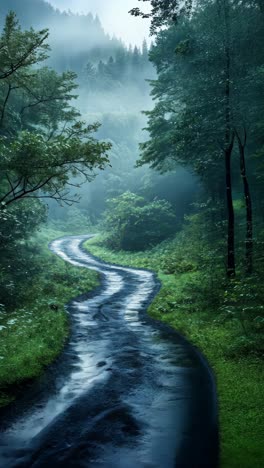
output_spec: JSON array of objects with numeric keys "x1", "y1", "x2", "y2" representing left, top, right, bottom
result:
[{"x1": 0, "y1": 235, "x2": 218, "y2": 467}]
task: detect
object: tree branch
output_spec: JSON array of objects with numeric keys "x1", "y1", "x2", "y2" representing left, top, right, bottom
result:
[{"x1": 0, "y1": 32, "x2": 49, "y2": 80}]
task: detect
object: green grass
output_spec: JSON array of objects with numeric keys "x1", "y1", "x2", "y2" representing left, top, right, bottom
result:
[
  {"x1": 0, "y1": 228, "x2": 99, "y2": 408},
  {"x1": 84, "y1": 235, "x2": 264, "y2": 468}
]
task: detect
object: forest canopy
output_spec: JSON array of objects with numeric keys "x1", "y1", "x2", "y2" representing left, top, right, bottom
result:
[{"x1": 135, "y1": 0, "x2": 264, "y2": 278}]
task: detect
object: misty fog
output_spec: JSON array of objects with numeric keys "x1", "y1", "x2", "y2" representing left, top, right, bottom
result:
[
  {"x1": 0, "y1": 0, "x2": 198, "y2": 230},
  {"x1": 49, "y1": 0, "x2": 151, "y2": 46}
]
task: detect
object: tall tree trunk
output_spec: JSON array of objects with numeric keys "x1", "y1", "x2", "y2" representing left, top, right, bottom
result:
[
  {"x1": 236, "y1": 129, "x2": 253, "y2": 274},
  {"x1": 225, "y1": 135, "x2": 235, "y2": 277},
  {"x1": 223, "y1": 0, "x2": 236, "y2": 277}
]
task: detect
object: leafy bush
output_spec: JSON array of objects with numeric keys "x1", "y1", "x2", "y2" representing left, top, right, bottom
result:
[
  {"x1": 103, "y1": 191, "x2": 177, "y2": 251},
  {"x1": 0, "y1": 200, "x2": 47, "y2": 310}
]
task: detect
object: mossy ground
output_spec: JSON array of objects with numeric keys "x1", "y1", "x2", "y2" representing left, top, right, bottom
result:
[
  {"x1": 84, "y1": 235, "x2": 264, "y2": 468},
  {"x1": 0, "y1": 228, "x2": 99, "y2": 408}
]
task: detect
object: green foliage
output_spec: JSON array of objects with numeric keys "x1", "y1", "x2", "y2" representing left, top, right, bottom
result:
[
  {"x1": 0, "y1": 13, "x2": 110, "y2": 311},
  {"x1": 0, "y1": 13, "x2": 111, "y2": 208},
  {"x1": 103, "y1": 191, "x2": 177, "y2": 251},
  {"x1": 0, "y1": 199, "x2": 46, "y2": 241},
  {"x1": 139, "y1": 2, "x2": 264, "y2": 179},
  {"x1": 130, "y1": 1, "x2": 193, "y2": 35},
  {"x1": 0, "y1": 12, "x2": 49, "y2": 81},
  {"x1": 0, "y1": 125, "x2": 110, "y2": 207},
  {"x1": 136, "y1": 0, "x2": 264, "y2": 278},
  {"x1": 219, "y1": 276, "x2": 264, "y2": 356},
  {"x1": 50, "y1": 206, "x2": 95, "y2": 234},
  {"x1": 0, "y1": 199, "x2": 47, "y2": 310}
]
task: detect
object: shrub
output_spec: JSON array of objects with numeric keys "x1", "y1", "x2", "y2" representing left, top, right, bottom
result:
[{"x1": 103, "y1": 192, "x2": 177, "y2": 251}]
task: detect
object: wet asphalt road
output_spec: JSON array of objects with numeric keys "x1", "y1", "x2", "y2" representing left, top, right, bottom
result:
[{"x1": 0, "y1": 235, "x2": 218, "y2": 467}]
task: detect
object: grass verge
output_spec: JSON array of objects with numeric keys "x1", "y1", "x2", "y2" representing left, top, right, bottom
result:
[
  {"x1": 84, "y1": 235, "x2": 264, "y2": 468},
  {"x1": 0, "y1": 228, "x2": 99, "y2": 408}
]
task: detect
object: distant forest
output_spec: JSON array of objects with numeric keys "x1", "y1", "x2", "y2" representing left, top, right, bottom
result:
[
  {"x1": 0, "y1": 0, "x2": 190, "y2": 229},
  {"x1": 0, "y1": 0, "x2": 151, "y2": 77}
]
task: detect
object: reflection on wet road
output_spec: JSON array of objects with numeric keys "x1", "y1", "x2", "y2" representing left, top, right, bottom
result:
[{"x1": 0, "y1": 235, "x2": 218, "y2": 467}]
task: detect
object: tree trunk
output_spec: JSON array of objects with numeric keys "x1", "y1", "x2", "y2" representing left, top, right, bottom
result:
[
  {"x1": 225, "y1": 138, "x2": 235, "y2": 277},
  {"x1": 223, "y1": 0, "x2": 236, "y2": 277},
  {"x1": 236, "y1": 131, "x2": 253, "y2": 274}
]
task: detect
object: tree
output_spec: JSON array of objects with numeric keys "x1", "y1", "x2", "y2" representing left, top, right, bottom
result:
[
  {"x1": 235, "y1": 129, "x2": 253, "y2": 274},
  {"x1": 0, "y1": 12, "x2": 49, "y2": 80},
  {"x1": 130, "y1": 0, "x2": 193, "y2": 34},
  {"x1": 0, "y1": 12, "x2": 112, "y2": 311},
  {"x1": 0, "y1": 124, "x2": 110, "y2": 208},
  {"x1": 0, "y1": 13, "x2": 111, "y2": 208},
  {"x1": 221, "y1": 0, "x2": 236, "y2": 277},
  {"x1": 0, "y1": 198, "x2": 47, "y2": 309},
  {"x1": 0, "y1": 67, "x2": 80, "y2": 135},
  {"x1": 132, "y1": 46, "x2": 141, "y2": 68},
  {"x1": 136, "y1": 0, "x2": 264, "y2": 277},
  {"x1": 142, "y1": 38, "x2": 148, "y2": 59},
  {"x1": 103, "y1": 192, "x2": 177, "y2": 251},
  {"x1": 115, "y1": 47, "x2": 127, "y2": 78}
]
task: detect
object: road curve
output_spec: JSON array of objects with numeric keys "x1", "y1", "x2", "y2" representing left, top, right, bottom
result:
[{"x1": 0, "y1": 235, "x2": 218, "y2": 467}]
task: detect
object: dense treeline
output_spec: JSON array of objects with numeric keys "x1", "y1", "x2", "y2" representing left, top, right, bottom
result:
[
  {"x1": 139, "y1": 0, "x2": 263, "y2": 278},
  {"x1": 48, "y1": 24, "x2": 197, "y2": 233},
  {"x1": 82, "y1": 40, "x2": 152, "y2": 92},
  {"x1": 134, "y1": 0, "x2": 264, "y2": 276},
  {"x1": 0, "y1": 0, "x2": 124, "y2": 73},
  {"x1": 54, "y1": 109, "x2": 197, "y2": 230},
  {"x1": 131, "y1": 0, "x2": 264, "y2": 304}
]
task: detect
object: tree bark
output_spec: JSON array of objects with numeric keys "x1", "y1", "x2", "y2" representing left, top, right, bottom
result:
[
  {"x1": 236, "y1": 130, "x2": 253, "y2": 274},
  {"x1": 223, "y1": 0, "x2": 236, "y2": 277},
  {"x1": 225, "y1": 136, "x2": 236, "y2": 277}
]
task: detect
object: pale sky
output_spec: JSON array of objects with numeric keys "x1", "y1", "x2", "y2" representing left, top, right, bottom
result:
[{"x1": 48, "y1": 0, "x2": 151, "y2": 46}]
